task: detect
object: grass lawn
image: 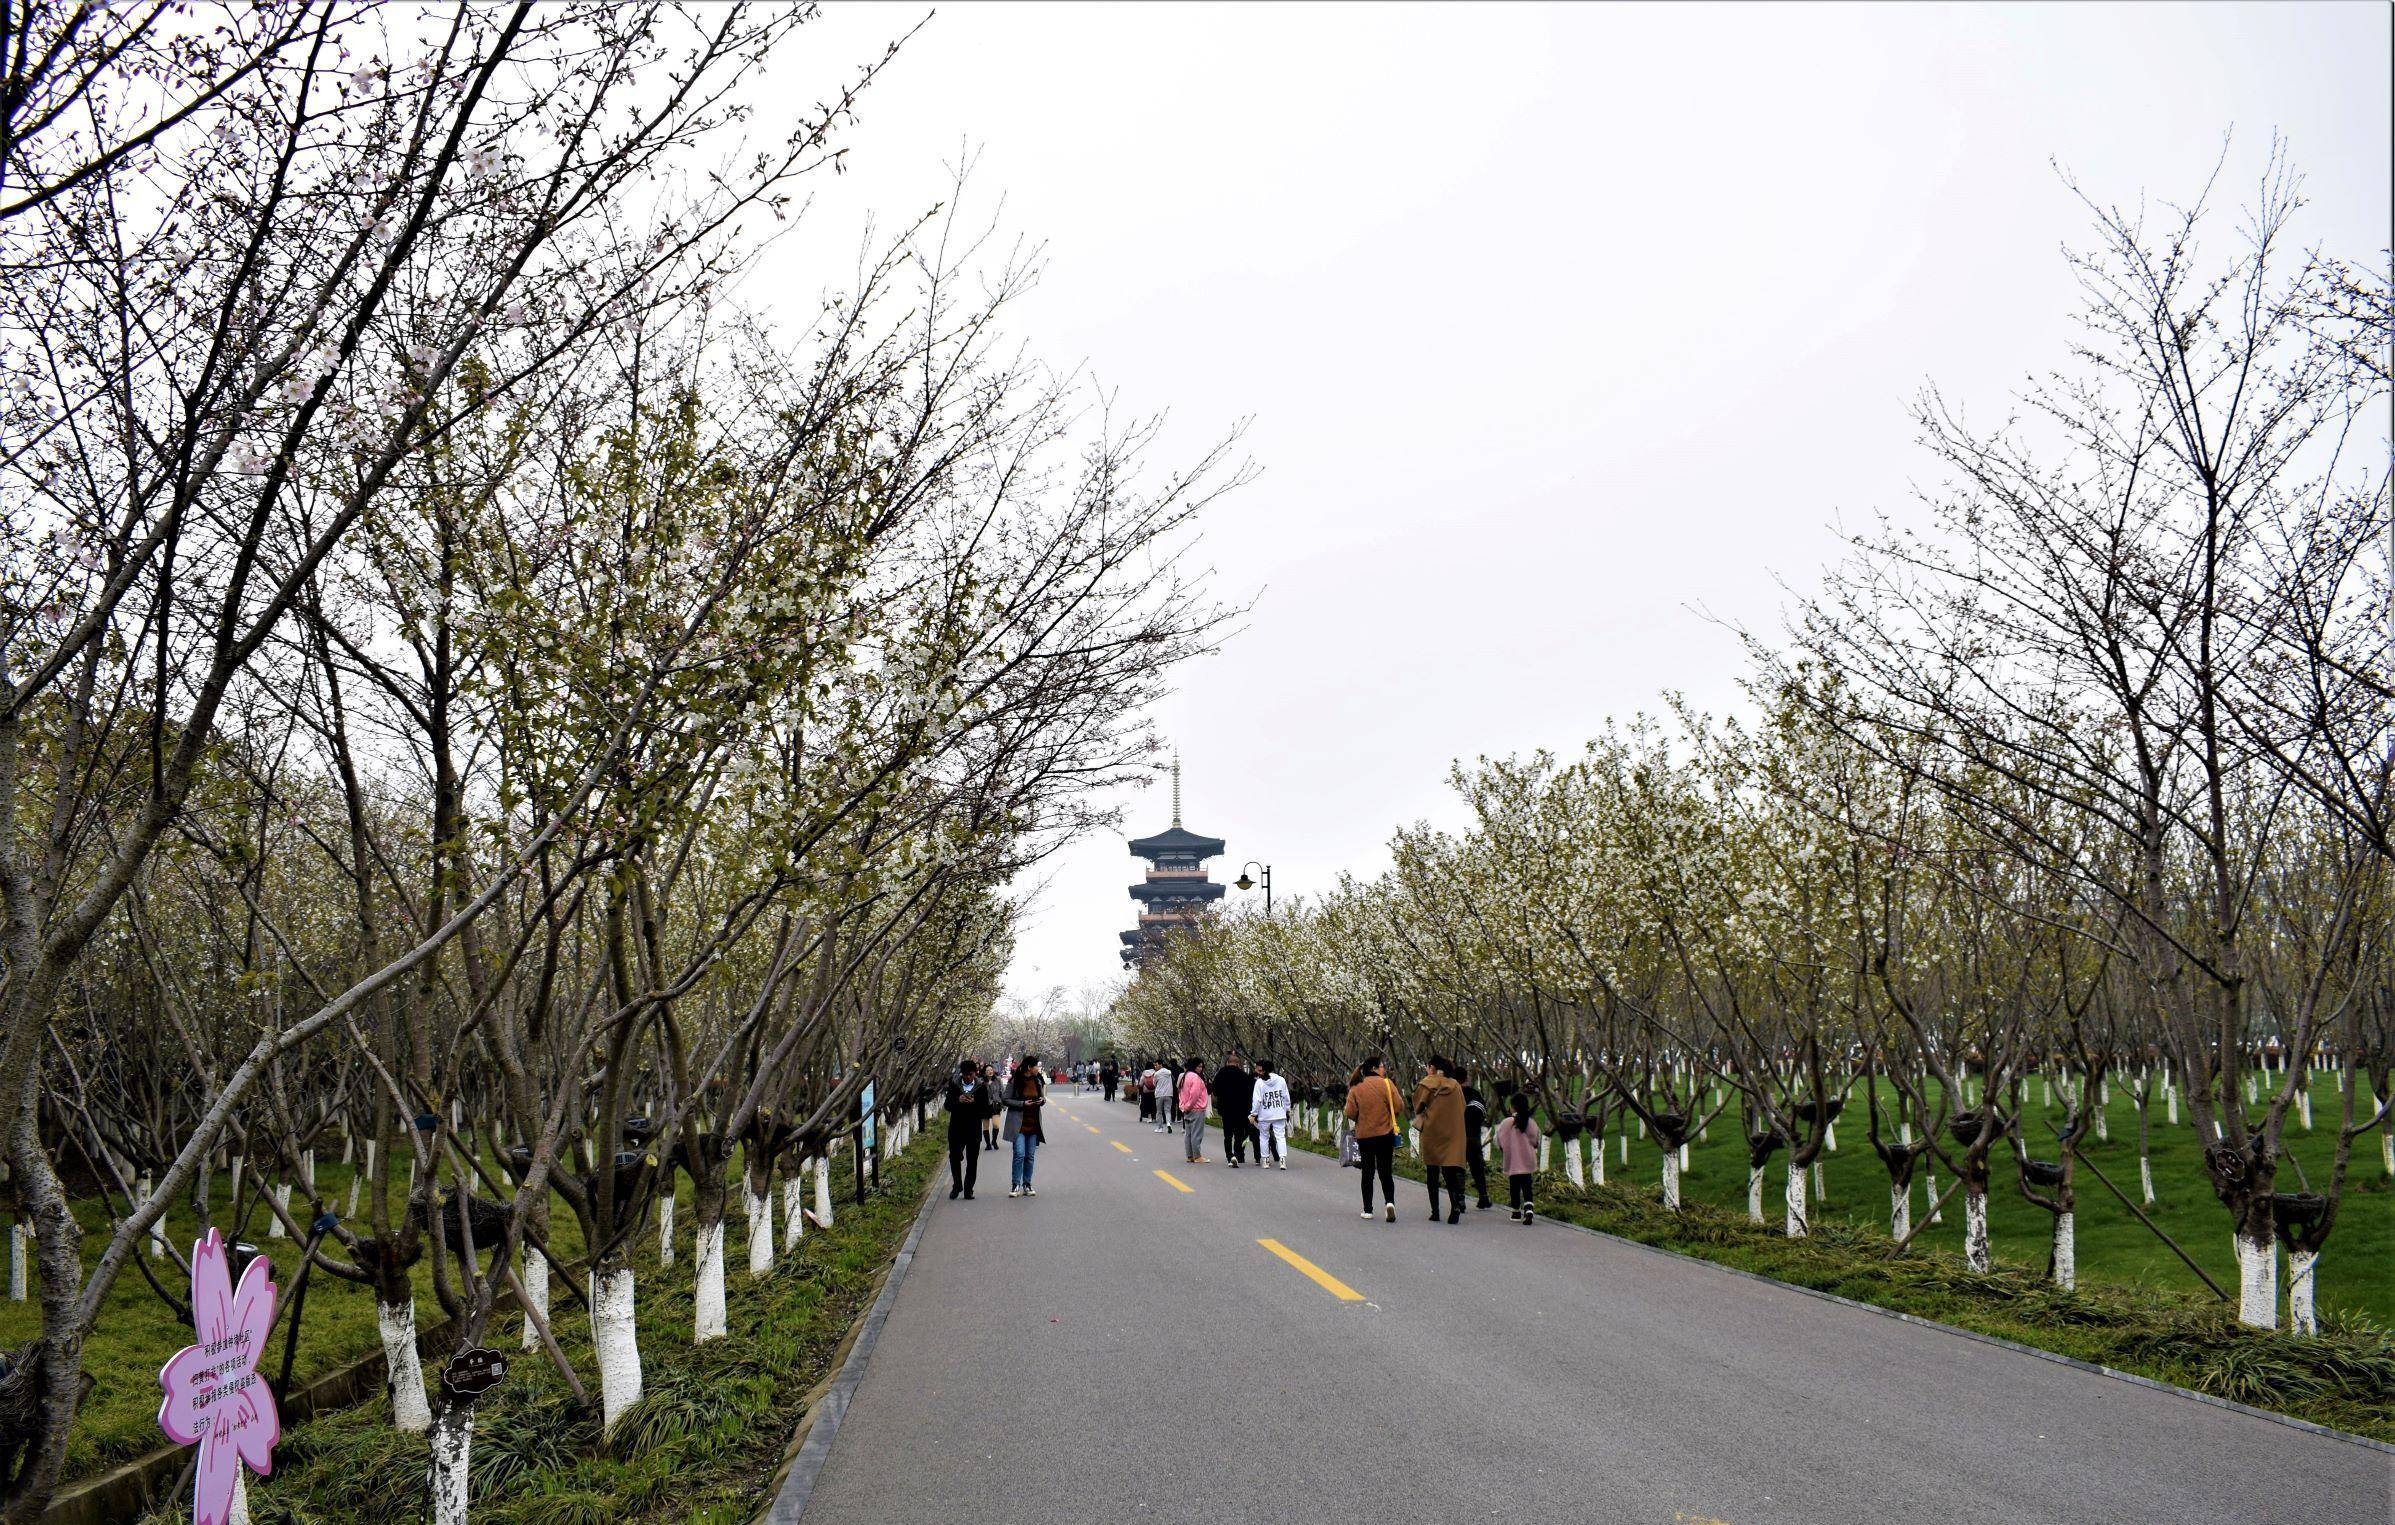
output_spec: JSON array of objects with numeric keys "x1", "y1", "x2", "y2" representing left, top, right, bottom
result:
[
  {"x1": 11, "y1": 1135, "x2": 904, "y2": 1491},
  {"x1": 121, "y1": 1131, "x2": 936, "y2": 1525}
]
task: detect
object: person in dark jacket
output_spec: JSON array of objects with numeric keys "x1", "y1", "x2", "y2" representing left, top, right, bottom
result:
[
  {"x1": 944, "y1": 1060, "x2": 997, "y2": 1200},
  {"x1": 1003, "y1": 1054, "x2": 1049, "y2": 1197},
  {"x1": 1459, "y1": 1070, "x2": 1493, "y2": 1210},
  {"x1": 1100, "y1": 1058, "x2": 1121, "y2": 1103},
  {"x1": 1213, "y1": 1054, "x2": 1257, "y2": 1167}
]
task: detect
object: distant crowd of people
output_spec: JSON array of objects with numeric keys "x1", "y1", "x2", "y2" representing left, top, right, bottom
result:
[
  {"x1": 942, "y1": 1051, "x2": 1547, "y2": 1226},
  {"x1": 1126, "y1": 1052, "x2": 1545, "y2": 1224}
]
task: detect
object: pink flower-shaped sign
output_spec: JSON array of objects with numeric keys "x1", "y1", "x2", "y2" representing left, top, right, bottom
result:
[{"x1": 157, "y1": 1230, "x2": 280, "y2": 1525}]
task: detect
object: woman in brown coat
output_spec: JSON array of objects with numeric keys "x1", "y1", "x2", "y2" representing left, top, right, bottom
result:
[{"x1": 1412, "y1": 1056, "x2": 1469, "y2": 1223}]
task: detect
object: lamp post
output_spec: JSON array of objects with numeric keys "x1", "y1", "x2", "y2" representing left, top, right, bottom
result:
[{"x1": 1234, "y1": 861, "x2": 1272, "y2": 916}]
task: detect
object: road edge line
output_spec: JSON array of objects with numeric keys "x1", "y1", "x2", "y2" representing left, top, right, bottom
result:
[
  {"x1": 757, "y1": 1160, "x2": 944, "y2": 1523},
  {"x1": 1535, "y1": 1211, "x2": 2395, "y2": 1457}
]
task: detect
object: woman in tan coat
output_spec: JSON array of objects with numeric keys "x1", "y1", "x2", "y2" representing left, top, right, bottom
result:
[
  {"x1": 1412, "y1": 1056, "x2": 1469, "y2": 1223},
  {"x1": 1342, "y1": 1056, "x2": 1407, "y2": 1222}
]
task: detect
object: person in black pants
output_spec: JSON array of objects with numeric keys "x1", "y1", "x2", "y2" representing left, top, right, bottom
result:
[
  {"x1": 1459, "y1": 1071, "x2": 1493, "y2": 1210},
  {"x1": 1100, "y1": 1058, "x2": 1120, "y2": 1103},
  {"x1": 944, "y1": 1059, "x2": 995, "y2": 1199},
  {"x1": 1212, "y1": 1054, "x2": 1257, "y2": 1168}
]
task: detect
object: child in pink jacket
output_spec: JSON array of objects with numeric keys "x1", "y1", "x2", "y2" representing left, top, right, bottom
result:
[{"x1": 1494, "y1": 1093, "x2": 1543, "y2": 1224}]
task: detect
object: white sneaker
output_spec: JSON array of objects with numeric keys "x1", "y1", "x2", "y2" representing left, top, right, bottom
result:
[
  {"x1": 1024, "y1": 1187, "x2": 1037, "y2": 1197},
  {"x1": 1277, "y1": 1161, "x2": 1288, "y2": 1170},
  {"x1": 1384, "y1": 1203, "x2": 1396, "y2": 1222},
  {"x1": 1361, "y1": 1209, "x2": 1373, "y2": 1219},
  {"x1": 1008, "y1": 1187, "x2": 1022, "y2": 1198}
]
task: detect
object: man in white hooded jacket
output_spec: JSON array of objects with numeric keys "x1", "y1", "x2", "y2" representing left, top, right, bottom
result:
[{"x1": 1249, "y1": 1060, "x2": 1294, "y2": 1169}]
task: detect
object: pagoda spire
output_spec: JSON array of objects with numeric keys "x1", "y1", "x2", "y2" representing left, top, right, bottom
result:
[{"x1": 1171, "y1": 753, "x2": 1182, "y2": 827}]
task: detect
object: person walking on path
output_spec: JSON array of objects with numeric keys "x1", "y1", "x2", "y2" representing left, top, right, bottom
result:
[
  {"x1": 1004, "y1": 1054, "x2": 1048, "y2": 1197},
  {"x1": 1101, "y1": 1058, "x2": 1121, "y2": 1103},
  {"x1": 1137, "y1": 1062, "x2": 1156, "y2": 1123},
  {"x1": 1343, "y1": 1056, "x2": 1407, "y2": 1222},
  {"x1": 1250, "y1": 1060, "x2": 1293, "y2": 1169},
  {"x1": 1413, "y1": 1056, "x2": 1470, "y2": 1223},
  {"x1": 1460, "y1": 1071, "x2": 1493, "y2": 1211},
  {"x1": 1212, "y1": 1053, "x2": 1257, "y2": 1168},
  {"x1": 983, "y1": 1059, "x2": 1004, "y2": 1153},
  {"x1": 944, "y1": 1059, "x2": 997, "y2": 1200},
  {"x1": 1177, "y1": 1059, "x2": 1212, "y2": 1163},
  {"x1": 1156, "y1": 1061, "x2": 1181, "y2": 1133},
  {"x1": 1495, "y1": 1092, "x2": 1543, "y2": 1223}
]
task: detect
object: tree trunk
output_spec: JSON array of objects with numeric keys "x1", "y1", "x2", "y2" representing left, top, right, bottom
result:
[
  {"x1": 657, "y1": 1192, "x2": 675, "y2": 1268},
  {"x1": 2287, "y1": 1247, "x2": 2319, "y2": 1336},
  {"x1": 1660, "y1": 1149, "x2": 1681, "y2": 1211},
  {"x1": 783, "y1": 1172, "x2": 807, "y2": 1243},
  {"x1": 814, "y1": 1154, "x2": 834, "y2": 1228},
  {"x1": 518, "y1": 1254, "x2": 548, "y2": 1354},
  {"x1": 1890, "y1": 1180, "x2": 1910, "y2": 1241},
  {"x1": 744, "y1": 1162, "x2": 775, "y2": 1276},
  {"x1": 1962, "y1": 1180, "x2": 1990, "y2": 1271},
  {"x1": 592, "y1": 1262, "x2": 643, "y2": 1429},
  {"x1": 694, "y1": 1215, "x2": 728, "y2": 1343},
  {"x1": 1561, "y1": 1135, "x2": 1585, "y2": 1188},
  {"x1": 2051, "y1": 1210, "x2": 2075, "y2": 1291},
  {"x1": 2234, "y1": 1230, "x2": 2276, "y2": 1330},
  {"x1": 1785, "y1": 1161, "x2": 1807, "y2": 1239},
  {"x1": 378, "y1": 1298, "x2": 433, "y2": 1434},
  {"x1": 1746, "y1": 1166, "x2": 1766, "y2": 1224},
  {"x1": 428, "y1": 1403, "x2": 471, "y2": 1525}
]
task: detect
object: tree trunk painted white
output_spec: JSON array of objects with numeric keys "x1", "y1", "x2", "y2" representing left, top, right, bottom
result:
[
  {"x1": 229, "y1": 1156, "x2": 244, "y2": 1211},
  {"x1": 1812, "y1": 1159, "x2": 1825, "y2": 1203},
  {"x1": 1660, "y1": 1149, "x2": 1681, "y2": 1211},
  {"x1": 1589, "y1": 1139, "x2": 1605, "y2": 1186},
  {"x1": 593, "y1": 1266, "x2": 644, "y2": 1429},
  {"x1": 1747, "y1": 1166, "x2": 1766, "y2": 1224},
  {"x1": 1620, "y1": 1133, "x2": 1630, "y2": 1166},
  {"x1": 2297, "y1": 1087, "x2": 2311, "y2": 1131},
  {"x1": 2139, "y1": 1155, "x2": 2155, "y2": 1206},
  {"x1": 1536, "y1": 1135, "x2": 1549, "y2": 1172},
  {"x1": 783, "y1": 1173, "x2": 806, "y2": 1243},
  {"x1": 2042, "y1": 1078, "x2": 2052, "y2": 1106},
  {"x1": 2287, "y1": 1247, "x2": 2319, "y2": 1336},
  {"x1": 1636, "y1": 1116, "x2": 1645, "y2": 1139},
  {"x1": 143, "y1": 1175, "x2": 165, "y2": 1259},
  {"x1": 2051, "y1": 1210, "x2": 2075, "y2": 1291},
  {"x1": 2234, "y1": 1232, "x2": 2276, "y2": 1330},
  {"x1": 1962, "y1": 1185, "x2": 1990, "y2": 1272},
  {"x1": 300, "y1": 1149, "x2": 316, "y2": 1190},
  {"x1": 2166, "y1": 1088, "x2": 2178, "y2": 1126},
  {"x1": 378, "y1": 1299, "x2": 433, "y2": 1434},
  {"x1": 1678, "y1": 1141, "x2": 1691, "y2": 1172},
  {"x1": 1562, "y1": 1136, "x2": 1585, "y2": 1188},
  {"x1": 1890, "y1": 1179, "x2": 1911, "y2": 1241},
  {"x1": 428, "y1": 1407, "x2": 471, "y2": 1525},
  {"x1": 1824, "y1": 1122, "x2": 1837, "y2": 1153},
  {"x1": 267, "y1": 1182, "x2": 290, "y2": 1238},
  {"x1": 745, "y1": 1180, "x2": 775, "y2": 1276},
  {"x1": 7, "y1": 1223, "x2": 23, "y2": 1300},
  {"x1": 2244, "y1": 1074, "x2": 2257, "y2": 1106},
  {"x1": 2381, "y1": 1129, "x2": 2393, "y2": 1178},
  {"x1": 341, "y1": 1131, "x2": 355, "y2": 1165},
  {"x1": 657, "y1": 1193, "x2": 675, "y2": 1268},
  {"x1": 814, "y1": 1154, "x2": 834, "y2": 1229},
  {"x1": 519, "y1": 1254, "x2": 548, "y2": 1352},
  {"x1": 1785, "y1": 1162, "x2": 1808, "y2": 1238},
  {"x1": 694, "y1": 1219, "x2": 728, "y2": 1343},
  {"x1": 1926, "y1": 1167, "x2": 1944, "y2": 1224}
]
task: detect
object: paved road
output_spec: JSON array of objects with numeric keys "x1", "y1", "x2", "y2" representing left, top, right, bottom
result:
[{"x1": 798, "y1": 1092, "x2": 2392, "y2": 1525}]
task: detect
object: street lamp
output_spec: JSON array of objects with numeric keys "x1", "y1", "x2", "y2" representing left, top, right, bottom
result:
[{"x1": 1234, "y1": 861, "x2": 1272, "y2": 916}]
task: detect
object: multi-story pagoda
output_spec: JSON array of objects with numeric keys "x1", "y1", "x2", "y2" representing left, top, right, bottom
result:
[{"x1": 1120, "y1": 760, "x2": 1225, "y2": 969}]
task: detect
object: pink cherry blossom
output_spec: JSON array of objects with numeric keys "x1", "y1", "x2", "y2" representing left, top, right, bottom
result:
[{"x1": 157, "y1": 1230, "x2": 280, "y2": 1525}]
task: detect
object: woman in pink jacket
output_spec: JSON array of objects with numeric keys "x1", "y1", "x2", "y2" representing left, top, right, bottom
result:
[
  {"x1": 1494, "y1": 1092, "x2": 1543, "y2": 1224},
  {"x1": 1177, "y1": 1058, "x2": 1212, "y2": 1163}
]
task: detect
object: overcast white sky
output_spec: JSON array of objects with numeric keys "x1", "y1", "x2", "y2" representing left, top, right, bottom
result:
[{"x1": 746, "y1": 2, "x2": 2393, "y2": 1009}]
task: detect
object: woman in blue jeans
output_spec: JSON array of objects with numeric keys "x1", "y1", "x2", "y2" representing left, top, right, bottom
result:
[{"x1": 1003, "y1": 1054, "x2": 1048, "y2": 1197}]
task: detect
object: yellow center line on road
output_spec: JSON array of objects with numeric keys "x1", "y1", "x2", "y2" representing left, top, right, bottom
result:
[
  {"x1": 1111, "y1": 1141, "x2": 1134, "y2": 1154},
  {"x1": 1154, "y1": 1169, "x2": 1194, "y2": 1193},
  {"x1": 1257, "y1": 1238, "x2": 1365, "y2": 1302}
]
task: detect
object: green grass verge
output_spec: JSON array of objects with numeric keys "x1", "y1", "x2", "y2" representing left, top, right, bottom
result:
[
  {"x1": 121, "y1": 1135, "x2": 937, "y2": 1524},
  {"x1": 1277, "y1": 1120, "x2": 2394, "y2": 1444}
]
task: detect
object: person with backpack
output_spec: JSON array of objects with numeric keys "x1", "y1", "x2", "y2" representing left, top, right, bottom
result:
[
  {"x1": 1413, "y1": 1055, "x2": 1469, "y2": 1224},
  {"x1": 944, "y1": 1059, "x2": 996, "y2": 1200},
  {"x1": 1495, "y1": 1092, "x2": 1543, "y2": 1223},
  {"x1": 1250, "y1": 1060, "x2": 1293, "y2": 1169},
  {"x1": 1342, "y1": 1055, "x2": 1406, "y2": 1221},
  {"x1": 1137, "y1": 1062, "x2": 1156, "y2": 1122},
  {"x1": 1176, "y1": 1059, "x2": 1211, "y2": 1162}
]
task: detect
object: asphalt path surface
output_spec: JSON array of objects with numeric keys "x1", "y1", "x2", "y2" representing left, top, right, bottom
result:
[{"x1": 797, "y1": 1090, "x2": 2393, "y2": 1524}]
